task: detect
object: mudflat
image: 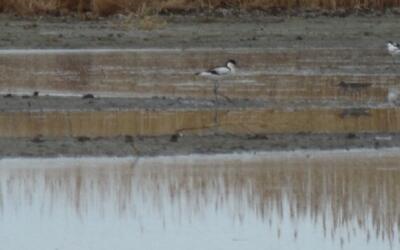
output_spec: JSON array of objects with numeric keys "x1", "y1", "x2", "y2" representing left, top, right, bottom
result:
[
  {"x1": 1, "y1": 13, "x2": 400, "y2": 157},
  {"x1": 0, "y1": 13, "x2": 399, "y2": 49},
  {"x1": 0, "y1": 133, "x2": 398, "y2": 157}
]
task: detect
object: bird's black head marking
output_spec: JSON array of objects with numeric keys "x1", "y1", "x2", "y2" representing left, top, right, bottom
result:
[{"x1": 226, "y1": 59, "x2": 237, "y2": 66}]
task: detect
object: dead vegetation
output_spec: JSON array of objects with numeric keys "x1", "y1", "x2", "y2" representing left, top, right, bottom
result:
[
  {"x1": 138, "y1": 15, "x2": 167, "y2": 30},
  {"x1": 1, "y1": 0, "x2": 400, "y2": 16}
]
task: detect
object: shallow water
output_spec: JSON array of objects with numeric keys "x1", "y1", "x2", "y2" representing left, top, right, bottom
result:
[
  {"x1": 1, "y1": 48, "x2": 399, "y2": 137},
  {"x1": 1, "y1": 107, "x2": 400, "y2": 137},
  {"x1": 0, "y1": 49, "x2": 394, "y2": 101},
  {"x1": 0, "y1": 150, "x2": 399, "y2": 250}
]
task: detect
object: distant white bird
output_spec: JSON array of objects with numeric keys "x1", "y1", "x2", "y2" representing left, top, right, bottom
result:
[
  {"x1": 387, "y1": 41, "x2": 400, "y2": 56},
  {"x1": 196, "y1": 59, "x2": 237, "y2": 76},
  {"x1": 388, "y1": 87, "x2": 399, "y2": 104}
]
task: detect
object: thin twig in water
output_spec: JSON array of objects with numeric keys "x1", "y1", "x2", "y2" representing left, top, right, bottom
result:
[{"x1": 218, "y1": 93, "x2": 234, "y2": 103}]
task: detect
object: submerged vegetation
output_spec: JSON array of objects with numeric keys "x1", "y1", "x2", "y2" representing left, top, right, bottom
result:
[{"x1": 1, "y1": 0, "x2": 400, "y2": 16}]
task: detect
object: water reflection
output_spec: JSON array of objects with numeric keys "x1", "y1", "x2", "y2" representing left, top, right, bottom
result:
[
  {"x1": 0, "y1": 150, "x2": 399, "y2": 250},
  {"x1": 2, "y1": 108, "x2": 400, "y2": 138}
]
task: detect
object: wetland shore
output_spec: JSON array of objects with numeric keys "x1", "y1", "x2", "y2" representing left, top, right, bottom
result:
[{"x1": 1, "y1": 13, "x2": 400, "y2": 157}]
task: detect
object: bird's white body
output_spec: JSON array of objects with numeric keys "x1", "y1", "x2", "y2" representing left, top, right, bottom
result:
[
  {"x1": 387, "y1": 42, "x2": 400, "y2": 56},
  {"x1": 197, "y1": 60, "x2": 237, "y2": 77},
  {"x1": 388, "y1": 87, "x2": 399, "y2": 103}
]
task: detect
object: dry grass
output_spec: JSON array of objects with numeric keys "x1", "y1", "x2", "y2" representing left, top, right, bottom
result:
[
  {"x1": 138, "y1": 15, "x2": 167, "y2": 30},
  {"x1": 1, "y1": 0, "x2": 400, "y2": 15}
]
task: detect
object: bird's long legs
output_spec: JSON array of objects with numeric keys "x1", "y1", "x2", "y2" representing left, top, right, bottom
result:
[
  {"x1": 214, "y1": 80, "x2": 219, "y2": 103},
  {"x1": 212, "y1": 80, "x2": 234, "y2": 130},
  {"x1": 213, "y1": 80, "x2": 219, "y2": 126}
]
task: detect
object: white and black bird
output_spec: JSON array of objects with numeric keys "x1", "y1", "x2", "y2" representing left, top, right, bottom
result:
[
  {"x1": 196, "y1": 59, "x2": 237, "y2": 76},
  {"x1": 387, "y1": 41, "x2": 400, "y2": 56}
]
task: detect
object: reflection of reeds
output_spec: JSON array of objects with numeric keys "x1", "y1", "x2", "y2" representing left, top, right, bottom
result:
[
  {"x1": 2, "y1": 108, "x2": 400, "y2": 137},
  {"x1": 0, "y1": 154, "x2": 399, "y2": 245},
  {"x1": 1, "y1": 0, "x2": 400, "y2": 15}
]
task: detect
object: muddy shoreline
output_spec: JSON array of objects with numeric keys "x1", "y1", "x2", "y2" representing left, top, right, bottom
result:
[
  {"x1": 1, "y1": 14, "x2": 400, "y2": 49},
  {"x1": 1, "y1": 96, "x2": 399, "y2": 157},
  {"x1": 0, "y1": 133, "x2": 398, "y2": 157},
  {"x1": 1, "y1": 14, "x2": 400, "y2": 156},
  {"x1": 0, "y1": 95, "x2": 392, "y2": 112}
]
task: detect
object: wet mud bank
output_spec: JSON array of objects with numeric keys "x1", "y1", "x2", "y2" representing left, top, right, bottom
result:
[
  {"x1": 1, "y1": 133, "x2": 399, "y2": 157},
  {"x1": 1, "y1": 14, "x2": 400, "y2": 49},
  {"x1": 1, "y1": 94, "x2": 400, "y2": 156}
]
